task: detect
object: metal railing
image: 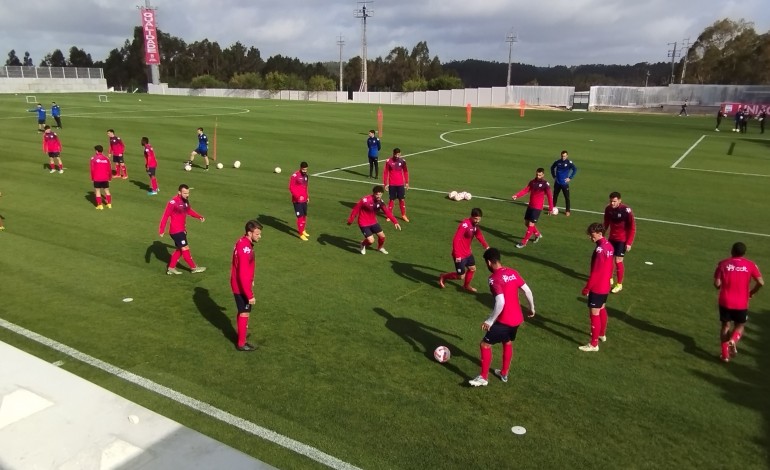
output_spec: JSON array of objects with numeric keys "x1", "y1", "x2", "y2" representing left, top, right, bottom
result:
[{"x1": 0, "y1": 66, "x2": 104, "y2": 79}]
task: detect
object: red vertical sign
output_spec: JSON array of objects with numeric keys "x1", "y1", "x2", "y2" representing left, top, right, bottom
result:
[
  {"x1": 140, "y1": 8, "x2": 160, "y2": 65},
  {"x1": 377, "y1": 107, "x2": 383, "y2": 138}
]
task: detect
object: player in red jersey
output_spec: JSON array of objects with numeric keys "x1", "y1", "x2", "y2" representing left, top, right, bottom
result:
[
  {"x1": 469, "y1": 248, "x2": 535, "y2": 387},
  {"x1": 89, "y1": 145, "x2": 112, "y2": 209},
  {"x1": 714, "y1": 242, "x2": 763, "y2": 362},
  {"x1": 289, "y1": 162, "x2": 310, "y2": 241},
  {"x1": 603, "y1": 191, "x2": 636, "y2": 293},
  {"x1": 438, "y1": 208, "x2": 490, "y2": 293},
  {"x1": 383, "y1": 148, "x2": 410, "y2": 222},
  {"x1": 42, "y1": 126, "x2": 64, "y2": 174},
  {"x1": 579, "y1": 223, "x2": 615, "y2": 352},
  {"x1": 512, "y1": 168, "x2": 554, "y2": 248},
  {"x1": 0, "y1": 191, "x2": 5, "y2": 231},
  {"x1": 107, "y1": 129, "x2": 128, "y2": 180},
  {"x1": 347, "y1": 185, "x2": 402, "y2": 255},
  {"x1": 158, "y1": 184, "x2": 206, "y2": 275},
  {"x1": 231, "y1": 219, "x2": 263, "y2": 352},
  {"x1": 141, "y1": 137, "x2": 159, "y2": 195}
]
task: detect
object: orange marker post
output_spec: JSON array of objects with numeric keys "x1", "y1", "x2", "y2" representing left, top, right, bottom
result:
[
  {"x1": 377, "y1": 107, "x2": 384, "y2": 138},
  {"x1": 519, "y1": 99, "x2": 526, "y2": 117},
  {"x1": 466, "y1": 103, "x2": 472, "y2": 124}
]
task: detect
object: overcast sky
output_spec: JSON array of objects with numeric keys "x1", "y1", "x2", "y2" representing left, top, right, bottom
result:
[{"x1": 1, "y1": 0, "x2": 767, "y2": 68}]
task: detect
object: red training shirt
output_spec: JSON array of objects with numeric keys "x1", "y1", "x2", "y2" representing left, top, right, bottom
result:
[
  {"x1": 144, "y1": 144, "x2": 157, "y2": 168},
  {"x1": 42, "y1": 132, "x2": 62, "y2": 153},
  {"x1": 90, "y1": 152, "x2": 112, "y2": 182},
  {"x1": 514, "y1": 178, "x2": 553, "y2": 211},
  {"x1": 604, "y1": 203, "x2": 636, "y2": 246},
  {"x1": 488, "y1": 266, "x2": 526, "y2": 327},
  {"x1": 231, "y1": 235, "x2": 256, "y2": 299},
  {"x1": 347, "y1": 195, "x2": 398, "y2": 227},
  {"x1": 714, "y1": 256, "x2": 762, "y2": 310},
  {"x1": 383, "y1": 156, "x2": 409, "y2": 186},
  {"x1": 158, "y1": 195, "x2": 203, "y2": 235},
  {"x1": 452, "y1": 218, "x2": 489, "y2": 259},
  {"x1": 109, "y1": 135, "x2": 125, "y2": 156},
  {"x1": 289, "y1": 170, "x2": 309, "y2": 202},
  {"x1": 585, "y1": 237, "x2": 614, "y2": 295}
]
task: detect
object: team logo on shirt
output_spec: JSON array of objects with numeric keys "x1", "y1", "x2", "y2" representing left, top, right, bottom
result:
[
  {"x1": 242, "y1": 246, "x2": 252, "y2": 254},
  {"x1": 502, "y1": 274, "x2": 518, "y2": 283},
  {"x1": 726, "y1": 264, "x2": 748, "y2": 272}
]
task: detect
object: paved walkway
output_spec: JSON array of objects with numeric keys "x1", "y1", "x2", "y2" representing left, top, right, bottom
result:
[{"x1": 0, "y1": 341, "x2": 275, "y2": 470}]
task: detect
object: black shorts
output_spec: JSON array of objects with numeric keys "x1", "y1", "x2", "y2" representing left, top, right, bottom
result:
[
  {"x1": 38, "y1": 119, "x2": 45, "y2": 125},
  {"x1": 719, "y1": 306, "x2": 748, "y2": 324},
  {"x1": 482, "y1": 323, "x2": 519, "y2": 345},
  {"x1": 388, "y1": 185, "x2": 406, "y2": 200},
  {"x1": 93, "y1": 181, "x2": 109, "y2": 189},
  {"x1": 293, "y1": 202, "x2": 308, "y2": 217},
  {"x1": 194, "y1": 149, "x2": 208, "y2": 157},
  {"x1": 610, "y1": 240, "x2": 626, "y2": 257},
  {"x1": 112, "y1": 155, "x2": 125, "y2": 164},
  {"x1": 454, "y1": 255, "x2": 476, "y2": 274},
  {"x1": 587, "y1": 292, "x2": 608, "y2": 308},
  {"x1": 368, "y1": 156, "x2": 379, "y2": 161},
  {"x1": 47, "y1": 152, "x2": 60, "y2": 158},
  {"x1": 524, "y1": 207, "x2": 542, "y2": 223},
  {"x1": 170, "y1": 231, "x2": 189, "y2": 248},
  {"x1": 234, "y1": 294, "x2": 253, "y2": 314},
  {"x1": 146, "y1": 167, "x2": 156, "y2": 177},
  {"x1": 360, "y1": 223, "x2": 383, "y2": 237}
]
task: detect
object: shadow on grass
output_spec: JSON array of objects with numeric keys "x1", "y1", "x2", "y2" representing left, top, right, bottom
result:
[
  {"x1": 84, "y1": 191, "x2": 96, "y2": 205},
  {"x1": 317, "y1": 233, "x2": 360, "y2": 254},
  {"x1": 338, "y1": 200, "x2": 356, "y2": 210},
  {"x1": 526, "y1": 313, "x2": 585, "y2": 345},
  {"x1": 374, "y1": 307, "x2": 478, "y2": 384},
  {"x1": 500, "y1": 250, "x2": 587, "y2": 282},
  {"x1": 389, "y1": 260, "x2": 442, "y2": 285},
  {"x1": 257, "y1": 214, "x2": 294, "y2": 237},
  {"x1": 130, "y1": 179, "x2": 151, "y2": 192},
  {"x1": 193, "y1": 287, "x2": 236, "y2": 345},
  {"x1": 144, "y1": 240, "x2": 174, "y2": 266},
  {"x1": 341, "y1": 168, "x2": 369, "y2": 178}
]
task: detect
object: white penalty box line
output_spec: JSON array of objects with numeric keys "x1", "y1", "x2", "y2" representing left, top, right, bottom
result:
[{"x1": 671, "y1": 134, "x2": 770, "y2": 177}]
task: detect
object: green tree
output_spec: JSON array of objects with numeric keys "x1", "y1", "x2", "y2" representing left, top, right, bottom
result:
[
  {"x1": 402, "y1": 78, "x2": 428, "y2": 91},
  {"x1": 5, "y1": 49, "x2": 21, "y2": 66},
  {"x1": 687, "y1": 18, "x2": 757, "y2": 84},
  {"x1": 384, "y1": 46, "x2": 415, "y2": 90},
  {"x1": 229, "y1": 72, "x2": 263, "y2": 89},
  {"x1": 428, "y1": 75, "x2": 463, "y2": 90},
  {"x1": 190, "y1": 74, "x2": 226, "y2": 89},
  {"x1": 410, "y1": 41, "x2": 430, "y2": 79},
  {"x1": 308, "y1": 75, "x2": 336, "y2": 91},
  {"x1": 264, "y1": 71, "x2": 288, "y2": 92},
  {"x1": 68, "y1": 46, "x2": 94, "y2": 67},
  {"x1": 39, "y1": 49, "x2": 67, "y2": 67},
  {"x1": 22, "y1": 51, "x2": 33, "y2": 66}
]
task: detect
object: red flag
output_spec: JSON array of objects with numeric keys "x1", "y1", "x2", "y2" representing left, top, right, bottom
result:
[{"x1": 140, "y1": 8, "x2": 160, "y2": 65}]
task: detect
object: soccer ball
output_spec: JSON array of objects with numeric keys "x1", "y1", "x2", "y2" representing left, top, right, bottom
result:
[
  {"x1": 233, "y1": 161, "x2": 241, "y2": 169},
  {"x1": 448, "y1": 191, "x2": 458, "y2": 200},
  {"x1": 216, "y1": 162, "x2": 224, "y2": 169},
  {"x1": 453, "y1": 193, "x2": 464, "y2": 201},
  {"x1": 464, "y1": 192, "x2": 472, "y2": 201},
  {"x1": 551, "y1": 207, "x2": 559, "y2": 215},
  {"x1": 183, "y1": 164, "x2": 192, "y2": 172},
  {"x1": 274, "y1": 167, "x2": 282, "y2": 174},
  {"x1": 434, "y1": 346, "x2": 451, "y2": 363}
]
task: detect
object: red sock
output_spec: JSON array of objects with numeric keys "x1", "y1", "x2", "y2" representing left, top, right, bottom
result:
[
  {"x1": 721, "y1": 341, "x2": 729, "y2": 358},
  {"x1": 399, "y1": 199, "x2": 406, "y2": 216},
  {"x1": 58, "y1": 163, "x2": 63, "y2": 170},
  {"x1": 296, "y1": 218, "x2": 303, "y2": 234},
  {"x1": 590, "y1": 314, "x2": 601, "y2": 347},
  {"x1": 49, "y1": 162, "x2": 55, "y2": 170},
  {"x1": 599, "y1": 307, "x2": 608, "y2": 336},
  {"x1": 463, "y1": 269, "x2": 475, "y2": 288},
  {"x1": 616, "y1": 261, "x2": 625, "y2": 283},
  {"x1": 501, "y1": 342, "x2": 513, "y2": 376},
  {"x1": 182, "y1": 250, "x2": 196, "y2": 268},
  {"x1": 299, "y1": 216, "x2": 306, "y2": 233},
  {"x1": 150, "y1": 176, "x2": 158, "y2": 191},
  {"x1": 730, "y1": 330, "x2": 742, "y2": 344},
  {"x1": 95, "y1": 196, "x2": 102, "y2": 206},
  {"x1": 361, "y1": 238, "x2": 372, "y2": 247},
  {"x1": 105, "y1": 194, "x2": 112, "y2": 204},
  {"x1": 388, "y1": 200, "x2": 394, "y2": 212},
  {"x1": 237, "y1": 315, "x2": 248, "y2": 347},
  {"x1": 115, "y1": 164, "x2": 120, "y2": 175},
  {"x1": 441, "y1": 272, "x2": 459, "y2": 281},
  {"x1": 480, "y1": 346, "x2": 492, "y2": 379},
  {"x1": 377, "y1": 236, "x2": 385, "y2": 250},
  {"x1": 169, "y1": 250, "x2": 182, "y2": 268},
  {"x1": 122, "y1": 166, "x2": 128, "y2": 177},
  {"x1": 533, "y1": 226, "x2": 541, "y2": 237},
  {"x1": 521, "y1": 225, "x2": 535, "y2": 244}
]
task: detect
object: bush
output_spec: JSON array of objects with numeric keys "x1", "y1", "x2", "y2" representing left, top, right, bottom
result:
[
  {"x1": 229, "y1": 72, "x2": 263, "y2": 89},
  {"x1": 190, "y1": 74, "x2": 227, "y2": 89}
]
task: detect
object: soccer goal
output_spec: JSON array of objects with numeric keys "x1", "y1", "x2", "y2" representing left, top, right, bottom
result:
[
  {"x1": 98, "y1": 95, "x2": 109, "y2": 103},
  {"x1": 25, "y1": 96, "x2": 37, "y2": 104}
]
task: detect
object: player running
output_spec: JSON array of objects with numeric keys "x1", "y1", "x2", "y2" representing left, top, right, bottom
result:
[
  {"x1": 438, "y1": 208, "x2": 490, "y2": 293},
  {"x1": 512, "y1": 167, "x2": 554, "y2": 248},
  {"x1": 347, "y1": 185, "x2": 402, "y2": 255}
]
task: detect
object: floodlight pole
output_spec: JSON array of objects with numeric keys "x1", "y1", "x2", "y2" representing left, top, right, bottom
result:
[
  {"x1": 667, "y1": 42, "x2": 680, "y2": 85},
  {"x1": 355, "y1": 2, "x2": 373, "y2": 92},
  {"x1": 137, "y1": 0, "x2": 160, "y2": 85},
  {"x1": 505, "y1": 30, "x2": 518, "y2": 104},
  {"x1": 337, "y1": 34, "x2": 345, "y2": 92},
  {"x1": 679, "y1": 37, "x2": 690, "y2": 84}
]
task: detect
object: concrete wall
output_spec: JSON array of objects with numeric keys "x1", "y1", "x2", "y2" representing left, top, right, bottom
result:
[{"x1": 0, "y1": 78, "x2": 108, "y2": 94}]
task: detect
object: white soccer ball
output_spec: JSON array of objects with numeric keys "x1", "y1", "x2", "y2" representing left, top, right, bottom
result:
[
  {"x1": 183, "y1": 164, "x2": 192, "y2": 172},
  {"x1": 453, "y1": 193, "x2": 464, "y2": 201},
  {"x1": 551, "y1": 207, "x2": 559, "y2": 215},
  {"x1": 464, "y1": 192, "x2": 472, "y2": 201},
  {"x1": 274, "y1": 167, "x2": 282, "y2": 174},
  {"x1": 216, "y1": 162, "x2": 224, "y2": 169},
  {"x1": 448, "y1": 191, "x2": 458, "y2": 200},
  {"x1": 434, "y1": 346, "x2": 451, "y2": 363},
  {"x1": 233, "y1": 160, "x2": 241, "y2": 169}
]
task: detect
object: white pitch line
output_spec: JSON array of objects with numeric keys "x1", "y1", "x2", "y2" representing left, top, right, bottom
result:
[
  {"x1": 673, "y1": 167, "x2": 770, "y2": 178},
  {"x1": 313, "y1": 118, "x2": 583, "y2": 177},
  {"x1": 670, "y1": 135, "x2": 706, "y2": 168},
  {"x1": 0, "y1": 317, "x2": 361, "y2": 470},
  {"x1": 438, "y1": 126, "x2": 508, "y2": 145}
]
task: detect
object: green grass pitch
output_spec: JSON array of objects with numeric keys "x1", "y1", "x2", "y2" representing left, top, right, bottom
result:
[{"x1": 0, "y1": 93, "x2": 768, "y2": 469}]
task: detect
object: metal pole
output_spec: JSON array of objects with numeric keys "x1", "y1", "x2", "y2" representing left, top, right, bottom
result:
[
  {"x1": 505, "y1": 30, "x2": 517, "y2": 105},
  {"x1": 337, "y1": 35, "x2": 345, "y2": 92},
  {"x1": 354, "y1": 2, "x2": 373, "y2": 92}
]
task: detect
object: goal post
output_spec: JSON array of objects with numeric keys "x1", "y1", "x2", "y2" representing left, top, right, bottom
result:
[
  {"x1": 25, "y1": 96, "x2": 37, "y2": 104},
  {"x1": 98, "y1": 95, "x2": 109, "y2": 103}
]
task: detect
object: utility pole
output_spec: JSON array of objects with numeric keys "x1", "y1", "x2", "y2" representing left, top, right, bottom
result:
[
  {"x1": 679, "y1": 37, "x2": 690, "y2": 84},
  {"x1": 137, "y1": 0, "x2": 160, "y2": 85},
  {"x1": 667, "y1": 42, "x2": 680, "y2": 85},
  {"x1": 505, "y1": 30, "x2": 518, "y2": 104},
  {"x1": 354, "y1": 1, "x2": 373, "y2": 92},
  {"x1": 337, "y1": 34, "x2": 345, "y2": 92}
]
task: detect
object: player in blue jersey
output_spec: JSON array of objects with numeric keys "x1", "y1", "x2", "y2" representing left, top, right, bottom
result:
[
  {"x1": 28, "y1": 103, "x2": 46, "y2": 132},
  {"x1": 51, "y1": 102, "x2": 62, "y2": 128},
  {"x1": 188, "y1": 127, "x2": 210, "y2": 170},
  {"x1": 550, "y1": 150, "x2": 577, "y2": 216},
  {"x1": 367, "y1": 130, "x2": 381, "y2": 179}
]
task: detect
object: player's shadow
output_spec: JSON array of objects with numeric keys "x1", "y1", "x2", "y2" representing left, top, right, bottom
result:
[
  {"x1": 500, "y1": 250, "x2": 587, "y2": 282},
  {"x1": 526, "y1": 312, "x2": 585, "y2": 345},
  {"x1": 606, "y1": 305, "x2": 713, "y2": 361},
  {"x1": 130, "y1": 179, "x2": 151, "y2": 192},
  {"x1": 373, "y1": 307, "x2": 478, "y2": 384},
  {"x1": 257, "y1": 214, "x2": 294, "y2": 237},
  {"x1": 317, "y1": 233, "x2": 361, "y2": 253},
  {"x1": 466, "y1": 221, "x2": 517, "y2": 244},
  {"x1": 84, "y1": 191, "x2": 96, "y2": 205},
  {"x1": 389, "y1": 261, "x2": 442, "y2": 285},
  {"x1": 342, "y1": 168, "x2": 368, "y2": 178},
  {"x1": 144, "y1": 240, "x2": 174, "y2": 265},
  {"x1": 193, "y1": 287, "x2": 237, "y2": 345},
  {"x1": 338, "y1": 200, "x2": 356, "y2": 210}
]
